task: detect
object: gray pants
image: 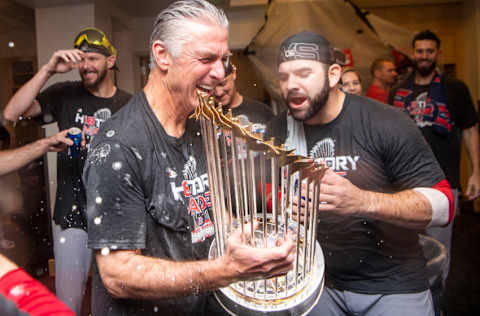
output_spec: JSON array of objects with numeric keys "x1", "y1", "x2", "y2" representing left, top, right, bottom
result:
[
  {"x1": 425, "y1": 188, "x2": 459, "y2": 284},
  {"x1": 309, "y1": 287, "x2": 434, "y2": 316},
  {"x1": 53, "y1": 224, "x2": 92, "y2": 316}
]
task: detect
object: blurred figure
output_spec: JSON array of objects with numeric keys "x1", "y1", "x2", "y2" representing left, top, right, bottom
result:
[
  {"x1": 3, "y1": 27, "x2": 131, "y2": 315},
  {"x1": 0, "y1": 129, "x2": 74, "y2": 316},
  {"x1": 214, "y1": 63, "x2": 273, "y2": 134},
  {"x1": 366, "y1": 58, "x2": 397, "y2": 103},
  {"x1": 340, "y1": 67, "x2": 362, "y2": 95}
]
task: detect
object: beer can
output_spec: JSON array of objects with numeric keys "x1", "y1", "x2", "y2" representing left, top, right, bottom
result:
[{"x1": 67, "y1": 127, "x2": 82, "y2": 157}]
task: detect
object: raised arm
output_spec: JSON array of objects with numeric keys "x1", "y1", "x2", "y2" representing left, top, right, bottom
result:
[
  {"x1": 95, "y1": 228, "x2": 294, "y2": 299},
  {"x1": 3, "y1": 49, "x2": 85, "y2": 122},
  {"x1": 0, "y1": 129, "x2": 72, "y2": 176}
]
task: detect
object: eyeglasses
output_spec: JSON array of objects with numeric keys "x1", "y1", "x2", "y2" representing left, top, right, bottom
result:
[{"x1": 73, "y1": 27, "x2": 117, "y2": 56}]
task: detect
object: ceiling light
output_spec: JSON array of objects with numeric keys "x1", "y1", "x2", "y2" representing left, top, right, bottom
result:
[{"x1": 8, "y1": 41, "x2": 15, "y2": 48}]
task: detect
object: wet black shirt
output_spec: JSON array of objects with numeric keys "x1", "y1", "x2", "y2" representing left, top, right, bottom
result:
[
  {"x1": 266, "y1": 94, "x2": 445, "y2": 294},
  {"x1": 230, "y1": 97, "x2": 273, "y2": 134},
  {"x1": 84, "y1": 92, "x2": 221, "y2": 316},
  {"x1": 37, "y1": 81, "x2": 131, "y2": 230}
]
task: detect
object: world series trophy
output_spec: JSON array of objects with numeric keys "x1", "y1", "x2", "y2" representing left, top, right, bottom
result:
[{"x1": 191, "y1": 92, "x2": 327, "y2": 315}]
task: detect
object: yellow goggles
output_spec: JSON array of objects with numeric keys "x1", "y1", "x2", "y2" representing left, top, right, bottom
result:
[{"x1": 73, "y1": 27, "x2": 117, "y2": 56}]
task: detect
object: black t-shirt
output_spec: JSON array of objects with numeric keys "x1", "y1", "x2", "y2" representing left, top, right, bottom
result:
[
  {"x1": 37, "y1": 81, "x2": 131, "y2": 230},
  {"x1": 84, "y1": 92, "x2": 223, "y2": 316},
  {"x1": 389, "y1": 77, "x2": 478, "y2": 188},
  {"x1": 266, "y1": 94, "x2": 445, "y2": 294},
  {"x1": 230, "y1": 97, "x2": 273, "y2": 135}
]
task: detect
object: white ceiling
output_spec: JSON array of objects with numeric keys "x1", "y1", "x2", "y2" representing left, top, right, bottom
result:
[{"x1": 13, "y1": 0, "x2": 463, "y2": 19}]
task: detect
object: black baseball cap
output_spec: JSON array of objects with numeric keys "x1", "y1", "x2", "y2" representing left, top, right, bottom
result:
[{"x1": 278, "y1": 31, "x2": 335, "y2": 65}]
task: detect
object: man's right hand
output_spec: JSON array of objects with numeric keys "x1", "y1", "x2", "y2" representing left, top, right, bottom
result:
[
  {"x1": 221, "y1": 224, "x2": 295, "y2": 284},
  {"x1": 44, "y1": 49, "x2": 85, "y2": 74},
  {"x1": 40, "y1": 129, "x2": 74, "y2": 152}
]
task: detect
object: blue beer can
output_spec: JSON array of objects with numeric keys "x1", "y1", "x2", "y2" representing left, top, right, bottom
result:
[{"x1": 67, "y1": 127, "x2": 82, "y2": 157}]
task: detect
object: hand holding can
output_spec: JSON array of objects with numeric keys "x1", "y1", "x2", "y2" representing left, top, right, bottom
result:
[{"x1": 67, "y1": 127, "x2": 82, "y2": 157}]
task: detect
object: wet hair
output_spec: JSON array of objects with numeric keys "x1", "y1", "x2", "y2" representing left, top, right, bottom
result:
[
  {"x1": 340, "y1": 67, "x2": 362, "y2": 84},
  {"x1": 412, "y1": 30, "x2": 441, "y2": 48},
  {"x1": 370, "y1": 58, "x2": 394, "y2": 76},
  {"x1": 149, "y1": 0, "x2": 229, "y2": 70}
]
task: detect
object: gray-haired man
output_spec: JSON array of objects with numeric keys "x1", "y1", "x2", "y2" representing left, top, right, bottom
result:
[{"x1": 83, "y1": 1, "x2": 294, "y2": 315}]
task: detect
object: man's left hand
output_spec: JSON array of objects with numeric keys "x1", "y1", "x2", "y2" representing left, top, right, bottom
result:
[{"x1": 465, "y1": 172, "x2": 480, "y2": 200}]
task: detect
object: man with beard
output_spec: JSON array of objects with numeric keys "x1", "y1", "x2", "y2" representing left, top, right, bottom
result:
[
  {"x1": 266, "y1": 31, "x2": 454, "y2": 316},
  {"x1": 366, "y1": 58, "x2": 398, "y2": 103},
  {"x1": 389, "y1": 29, "x2": 480, "y2": 312},
  {"x1": 3, "y1": 27, "x2": 131, "y2": 315}
]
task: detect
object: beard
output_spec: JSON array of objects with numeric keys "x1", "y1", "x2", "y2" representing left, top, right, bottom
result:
[
  {"x1": 414, "y1": 59, "x2": 436, "y2": 77},
  {"x1": 80, "y1": 66, "x2": 108, "y2": 89},
  {"x1": 288, "y1": 75, "x2": 330, "y2": 122}
]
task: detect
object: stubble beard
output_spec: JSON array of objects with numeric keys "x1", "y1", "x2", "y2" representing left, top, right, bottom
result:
[
  {"x1": 81, "y1": 66, "x2": 108, "y2": 89},
  {"x1": 415, "y1": 60, "x2": 437, "y2": 77},
  {"x1": 289, "y1": 75, "x2": 330, "y2": 122}
]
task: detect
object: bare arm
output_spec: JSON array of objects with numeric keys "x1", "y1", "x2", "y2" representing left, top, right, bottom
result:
[
  {"x1": 0, "y1": 129, "x2": 72, "y2": 176},
  {"x1": 316, "y1": 169, "x2": 434, "y2": 230},
  {"x1": 96, "y1": 228, "x2": 295, "y2": 300},
  {"x1": 462, "y1": 124, "x2": 480, "y2": 200},
  {"x1": 3, "y1": 49, "x2": 85, "y2": 122}
]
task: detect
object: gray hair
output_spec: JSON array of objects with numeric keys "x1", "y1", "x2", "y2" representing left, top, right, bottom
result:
[{"x1": 149, "y1": 0, "x2": 229, "y2": 70}]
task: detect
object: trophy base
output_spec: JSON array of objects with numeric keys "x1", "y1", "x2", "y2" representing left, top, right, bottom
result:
[{"x1": 210, "y1": 241, "x2": 325, "y2": 316}]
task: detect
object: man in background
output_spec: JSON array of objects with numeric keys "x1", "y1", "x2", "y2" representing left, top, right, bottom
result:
[
  {"x1": 214, "y1": 63, "x2": 273, "y2": 134},
  {"x1": 366, "y1": 58, "x2": 397, "y2": 103},
  {"x1": 389, "y1": 29, "x2": 480, "y2": 313}
]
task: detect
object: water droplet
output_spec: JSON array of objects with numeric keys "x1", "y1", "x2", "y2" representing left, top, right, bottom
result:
[
  {"x1": 131, "y1": 147, "x2": 143, "y2": 160},
  {"x1": 112, "y1": 161, "x2": 122, "y2": 171},
  {"x1": 106, "y1": 130, "x2": 115, "y2": 138},
  {"x1": 94, "y1": 217, "x2": 102, "y2": 225},
  {"x1": 96, "y1": 197, "x2": 103, "y2": 204},
  {"x1": 124, "y1": 174, "x2": 133, "y2": 187},
  {"x1": 60, "y1": 237, "x2": 66, "y2": 243},
  {"x1": 101, "y1": 247, "x2": 110, "y2": 256}
]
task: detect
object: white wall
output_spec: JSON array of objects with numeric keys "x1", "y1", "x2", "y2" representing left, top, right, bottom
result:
[{"x1": 36, "y1": 4, "x2": 95, "y2": 85}]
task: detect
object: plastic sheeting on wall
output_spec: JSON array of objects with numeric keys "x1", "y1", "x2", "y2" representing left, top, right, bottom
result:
[{"x1": 247, "y1": 0, "x2": 413, "y2": 112}]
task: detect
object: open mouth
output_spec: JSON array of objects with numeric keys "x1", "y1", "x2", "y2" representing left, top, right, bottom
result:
[
  {"x1": 197, "y1": 84, "x2": 214, "y2": 95},
  {"x1": 82, "y1": 71, "x2": 97, "y2": 79},
  {"x1": 288, "y1": 96, "x2": 307, "y2": 108}
]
